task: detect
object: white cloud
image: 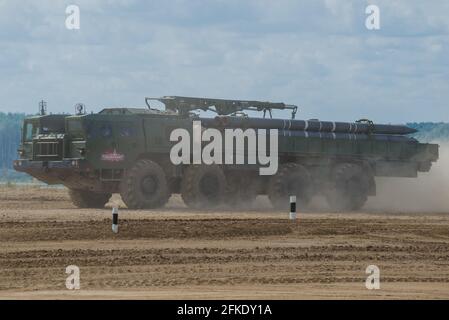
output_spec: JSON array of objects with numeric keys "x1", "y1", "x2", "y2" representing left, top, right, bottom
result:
[{"x1": 0, "y1": 0, "x2": 448, "y2": 123}]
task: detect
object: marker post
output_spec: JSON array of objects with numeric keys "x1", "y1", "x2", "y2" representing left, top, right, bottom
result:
[
  {"x1": 112, "y1": 207, "x2": 119, "y2": 233},
  {"x1": 289, "y1": 195, "x2": 297, "y2": 220}
]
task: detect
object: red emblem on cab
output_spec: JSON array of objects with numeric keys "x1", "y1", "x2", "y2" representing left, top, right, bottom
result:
[{"x1": 101, "y1": 149, "x2": 125, "y2": 162}]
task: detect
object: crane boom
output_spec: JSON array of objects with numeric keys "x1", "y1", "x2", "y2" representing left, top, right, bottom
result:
[{"x1": 145, "y1": 96, "x2": 298, "y2": 119}]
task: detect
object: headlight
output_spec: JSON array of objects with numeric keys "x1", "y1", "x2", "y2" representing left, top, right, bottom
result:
[
  {"x1": 77, "y1": 148, "x2": 86, "y2": 156},
  {"x1": 71, "y1": 160, "x2": 78, "y2": 167}
]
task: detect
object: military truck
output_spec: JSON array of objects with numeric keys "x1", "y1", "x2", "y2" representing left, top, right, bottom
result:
[{"x1": 14, "y1": 97, "x2": 439, "y2": 211}]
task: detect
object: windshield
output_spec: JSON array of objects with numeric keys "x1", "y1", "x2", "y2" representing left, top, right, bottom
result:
[
  {"x1": 24, "y1": 121, "x2": 39, "y2": 142},
  {"x1": 23, "y1": 116, "x2": 67, "y2": 142},
  {"x1": 86, "y1": 121, "x2": 113, "y2": 139},
  {"x1": 40, "y1": 117, "x2": 65, "y2": 134}
]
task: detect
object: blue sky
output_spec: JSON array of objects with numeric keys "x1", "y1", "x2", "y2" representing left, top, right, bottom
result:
[{"x1": 0, "y1": 0, "x2": 448, "y2": 122}]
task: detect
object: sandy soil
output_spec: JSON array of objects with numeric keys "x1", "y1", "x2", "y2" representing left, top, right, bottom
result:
[{"x1": 1, "y1": 186, "x2": 449, "y2": 299}]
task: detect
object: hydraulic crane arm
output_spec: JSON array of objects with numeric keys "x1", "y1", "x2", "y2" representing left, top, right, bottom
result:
[{"x1": 145, "y1": 96, "x2": 298, "y2": 119}]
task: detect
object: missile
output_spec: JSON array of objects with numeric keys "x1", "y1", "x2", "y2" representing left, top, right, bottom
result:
[{"x1": 200, "y1": 116, "x2": 417, "y2": 136}]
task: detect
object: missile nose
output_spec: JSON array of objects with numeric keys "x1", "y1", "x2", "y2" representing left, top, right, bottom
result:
[{"x1": 406, "y1": 127, "x2": 418, "y2": 134}]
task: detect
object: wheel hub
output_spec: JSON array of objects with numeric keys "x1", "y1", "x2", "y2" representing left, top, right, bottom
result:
[
  {"x1": 199, "y1": 174, "x2": 220, "y2": 198},
  {"x1": 141, "y1": 175, "x2": 158, "y2": 195}
]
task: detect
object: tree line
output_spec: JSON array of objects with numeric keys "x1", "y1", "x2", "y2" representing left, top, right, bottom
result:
[{"x1": 0, "y1": 112, "x2": 25, "y2": 170}]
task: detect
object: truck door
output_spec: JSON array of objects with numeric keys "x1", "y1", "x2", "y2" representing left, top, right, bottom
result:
[
  {"x1": 86, "y1": 119, "x2": 144, "y2": 170},
  {"x1": 113, "y1": 119, "x2": 144, "y2": 166},
  {"x1": 85, "y1": 120, "x2": 116, "y2": 169}
]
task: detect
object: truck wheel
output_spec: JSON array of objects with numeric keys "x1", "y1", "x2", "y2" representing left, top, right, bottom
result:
[
  {"x1": 69, "y1": 189, "x2": 111, "y2": 208},
  {"x1": 120, "y1": 159, "x2": 170, "y2": 209},
  {"x1": 325, "y1": 163, "x2": 370, "y2": 211},
  {"x1": 226, "y1": 173, "x2": 259, "y2": 208},
  {"x1": 268, "y1": 163, "x2": 313, "y2": 210},
  {"x1": 181, "y1": 165, "x2": 226, "y2": 209}
]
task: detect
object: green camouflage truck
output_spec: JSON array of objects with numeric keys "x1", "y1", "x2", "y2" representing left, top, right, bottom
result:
[{"x1": 14, "y1": 97, "x2": 439, "y2": 211}]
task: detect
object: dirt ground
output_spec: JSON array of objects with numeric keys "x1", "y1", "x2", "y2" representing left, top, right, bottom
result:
[{"x1": 0, "y1": 186, "x2": 449, "y2": 299}]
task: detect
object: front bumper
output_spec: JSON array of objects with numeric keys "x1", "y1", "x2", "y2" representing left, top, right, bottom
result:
[{"x1": 13, "y1": 159, "x2": 85, "y2": 172}]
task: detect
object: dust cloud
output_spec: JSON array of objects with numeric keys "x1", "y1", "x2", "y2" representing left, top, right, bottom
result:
[{"x1": 365, "y1": 142, "x2": 449, "y2": 213}]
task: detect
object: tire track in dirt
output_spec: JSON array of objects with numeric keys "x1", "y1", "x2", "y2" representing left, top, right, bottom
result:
[
  {"x1": 2, "y1": 243, "x2": 449, "y2": 290},
  {"x1": 0, "y1": 219, "x2": 292, "y2": 241},
  {"x1": 2, "y1": 245, "x2": 449, "y2": 269},
  {"x1": 1, "y1": 187, "x2": 449, "y2": 296},
  {"x1": 2, "y1": 218, "x2": 449, "y2": 241}
]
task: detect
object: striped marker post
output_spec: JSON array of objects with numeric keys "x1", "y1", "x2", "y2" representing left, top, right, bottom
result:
[
  {"x1": 112, "y1": 207, "x2": 119, "y2": 233},
  {"x1": 289, "y1": 195, "x2": 297, "y2": 220}
]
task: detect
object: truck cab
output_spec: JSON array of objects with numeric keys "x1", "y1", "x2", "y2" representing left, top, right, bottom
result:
[{"x1": 18, "y1": 115, "x2": 67, "y2": 160}]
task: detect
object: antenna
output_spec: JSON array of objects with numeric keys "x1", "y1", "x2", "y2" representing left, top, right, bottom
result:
[{"x1": 39, "y1": 100, "x2": 47, "y2": 115}]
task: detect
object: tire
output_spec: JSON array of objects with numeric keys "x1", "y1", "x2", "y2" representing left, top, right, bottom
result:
[
  {"x1": 69, "y1": 189, "x2": 111, "y2": 208},
  {"x1": 181, "y1": 165, "x2": 227, "y2": 209},
  {"x1": 120, "y1": 159, "x2": 170, "y2": 209},
  {"x1": 268, "y1": 163, "x2": 313, "y2": 210},
  {"x1": 226, "y1": 172, "x2": 259, "y2": 208},
  {"x1": 325, "y1": 163, "x2": 370, "y2": 211}
]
